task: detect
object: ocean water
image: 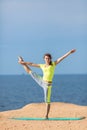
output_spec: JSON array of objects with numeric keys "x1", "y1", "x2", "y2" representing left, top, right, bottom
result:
[{"x1": 0, "y1": 74, "x2": 87, "y2": 111}]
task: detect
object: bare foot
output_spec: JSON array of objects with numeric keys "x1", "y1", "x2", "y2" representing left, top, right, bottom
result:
[
  {"x1": 45, "y1": 115, "x2": 48, "y2": 119},
  {"x1": 18, "y1": 56, "x2": 24, "y2": 64},
  {"x1": 18, "y1": 56, "x2": 23, "y2": 61}
]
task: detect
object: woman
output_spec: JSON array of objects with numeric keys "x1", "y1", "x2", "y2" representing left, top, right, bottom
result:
[{"x1": 18, "y1": 49, "x2": 76, "y2": 118}]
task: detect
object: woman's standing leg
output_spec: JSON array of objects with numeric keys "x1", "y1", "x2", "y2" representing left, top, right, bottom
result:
[
  {"x1": 45, "y1": 104, "x2": 51, "y2": 119},
  {"x1": 45, "y1": 86, "x2": 52, "y2": 119}
]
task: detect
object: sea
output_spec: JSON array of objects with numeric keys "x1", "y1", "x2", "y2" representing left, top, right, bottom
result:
[{"x1": 0, "y1": 74, "x2": 87, "y2": 112}]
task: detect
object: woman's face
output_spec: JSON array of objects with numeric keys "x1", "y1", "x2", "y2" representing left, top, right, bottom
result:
[{"x1": 44, "y1": 56, "x2": 51, "y2": 64}]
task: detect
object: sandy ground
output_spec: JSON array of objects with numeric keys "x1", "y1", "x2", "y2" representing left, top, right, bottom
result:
[{"x1": 0, "y1": 102, "x2": 87, "y2": 130}]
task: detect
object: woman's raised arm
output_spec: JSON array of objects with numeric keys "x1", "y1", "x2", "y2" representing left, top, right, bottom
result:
[{"x1": 55, "y1": 49, "x2": 76, "y2": 65}]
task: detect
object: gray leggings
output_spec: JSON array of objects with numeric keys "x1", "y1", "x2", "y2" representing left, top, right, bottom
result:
[{"x1": 30, "y1": 71, "x2": 52, "y2": 103}]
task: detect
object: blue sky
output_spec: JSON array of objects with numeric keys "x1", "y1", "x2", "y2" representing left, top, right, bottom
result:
[{"x1": 0, "y1": 0, "x2": 87, "y2": 75}]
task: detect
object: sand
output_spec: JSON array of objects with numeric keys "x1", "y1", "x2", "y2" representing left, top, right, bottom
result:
[{"x1": 0, "y1": 102, "x2": 87, "y2": 130}]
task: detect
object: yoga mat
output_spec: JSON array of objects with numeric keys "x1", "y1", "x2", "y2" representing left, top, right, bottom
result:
[{"x1": 11, "y1": 117, "x2": 85, "y2": 121}]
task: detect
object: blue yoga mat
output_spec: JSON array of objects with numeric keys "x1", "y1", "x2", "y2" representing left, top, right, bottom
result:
[{"x1": 11, "y1": 117, "x2": 85, "y2": 121}]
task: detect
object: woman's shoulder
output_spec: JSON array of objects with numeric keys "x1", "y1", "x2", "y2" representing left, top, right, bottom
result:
[
  {"x1": 39, "y1": 63, "x2": 45, "y2": 67},
  {"x1": 52, "y1": 61, "x2": 56, "y2": 65}
]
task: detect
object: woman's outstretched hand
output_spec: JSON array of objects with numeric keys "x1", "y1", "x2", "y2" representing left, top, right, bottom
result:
[
  {"x1": 18, "y1": 61, "x2": 26, "y2": 65},
  {"x1": 70, "y1": 49, "x2": 76, "y2": 53}
]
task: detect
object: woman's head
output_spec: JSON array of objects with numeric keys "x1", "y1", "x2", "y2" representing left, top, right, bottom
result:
[{"x1": 43, "y1": 53, "x2": 52, "y2": 65}]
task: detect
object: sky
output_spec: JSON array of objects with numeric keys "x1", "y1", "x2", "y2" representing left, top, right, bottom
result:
[{"x1": 0, "y1": 0, "x2": 87, "y2": 75}]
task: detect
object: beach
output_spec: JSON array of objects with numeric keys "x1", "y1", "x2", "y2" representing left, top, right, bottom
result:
[{"x1": 0, "y1": 102, "x2": 87, "y2": 130}]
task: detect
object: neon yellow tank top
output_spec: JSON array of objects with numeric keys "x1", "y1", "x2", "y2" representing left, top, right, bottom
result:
[{"x1": 39, "y1": 62, "x2": 56, "y2": 82}]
